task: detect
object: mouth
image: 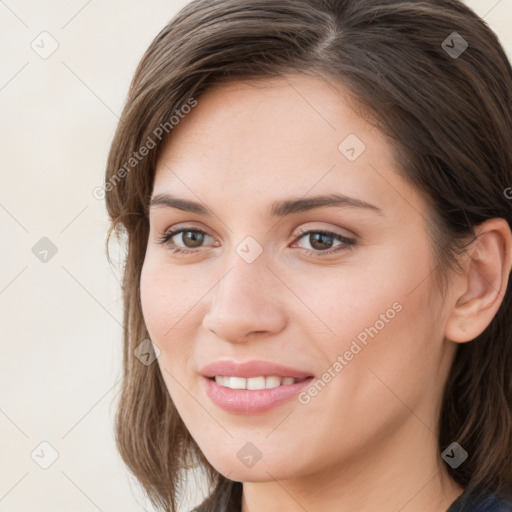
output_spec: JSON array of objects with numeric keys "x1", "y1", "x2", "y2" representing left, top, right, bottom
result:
[
  {"x1": 200, "y1": 360, "x2": 315, "y2": 414},
  {"x1": 209, "y1": 375, "x2": 311, "y2": 390},
  {"x1": 202, "y1": 374, "x2": 315, "y2": 415}
]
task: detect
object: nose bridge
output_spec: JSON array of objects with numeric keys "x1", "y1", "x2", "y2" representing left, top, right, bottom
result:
[
  {"x1": 218, "y1": 234, "x2": 275, "y2": 300},
  {"x1": 202, "y1": 245, "x2": 286, "y2": 341}
]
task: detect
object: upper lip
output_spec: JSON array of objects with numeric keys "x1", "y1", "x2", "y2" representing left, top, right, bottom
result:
[{"x1": 200, "y1": 360, "x2": 315, "y2": 379}]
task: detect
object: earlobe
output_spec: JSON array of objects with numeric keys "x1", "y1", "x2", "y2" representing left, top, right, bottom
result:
[{"x1": 444, "y1": 218, "x2": 512, "y2": 344}]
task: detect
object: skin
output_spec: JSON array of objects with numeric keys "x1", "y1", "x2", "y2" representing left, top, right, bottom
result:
[{"x1": 140, "y1": 73, "x2": 512, "y2": 512}]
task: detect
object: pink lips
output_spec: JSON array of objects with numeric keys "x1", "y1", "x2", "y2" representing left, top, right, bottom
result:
[
  {"x1": 200, "y1": 360, "x2": 314, "y2": 380},
  {"x1": 200, "y1": 360, "x2": 315, "y2": 415}
]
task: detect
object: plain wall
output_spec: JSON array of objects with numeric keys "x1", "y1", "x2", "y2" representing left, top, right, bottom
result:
[{"x1": 1, "y1": 1, "x2": 511, "y2": 510}]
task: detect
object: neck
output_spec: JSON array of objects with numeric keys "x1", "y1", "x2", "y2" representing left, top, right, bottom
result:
[{"x1": 240, "y1": 416, "x2": 464, "y2": 512}]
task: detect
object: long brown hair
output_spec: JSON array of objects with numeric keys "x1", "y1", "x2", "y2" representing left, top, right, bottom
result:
[{"x1": 104, "y1": 1, "x2": 512, "y2": 510}]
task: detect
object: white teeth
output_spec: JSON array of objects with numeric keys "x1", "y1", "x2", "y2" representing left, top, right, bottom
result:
[
  {"x1": 265, "y1": 376, "x2": 281, "y2": 389},
  {"x1": 214, "y1": 375, "x2": 299, "y2": 390},
  {"x1": 247, "y1": 376, "x2": 266, "y2": 390}
]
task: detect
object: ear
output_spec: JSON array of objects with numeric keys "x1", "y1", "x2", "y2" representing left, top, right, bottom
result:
[{"x1": 444, "y1": 218, "x2": 512, "y2": 343}]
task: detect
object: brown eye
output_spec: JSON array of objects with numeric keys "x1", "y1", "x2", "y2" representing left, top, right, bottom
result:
[
  {"x1": 157, "y1": 228, "x2": 214, "y2": 253},
  {"x1": 307, "y1": 232, "x2": 335, "y2": 250},
  {"x1": 293, "y1": 229, "x2": 356, "y2": 256},
  {"x1": 180, "y1": 230, "x2": 206, "y2": 248}
]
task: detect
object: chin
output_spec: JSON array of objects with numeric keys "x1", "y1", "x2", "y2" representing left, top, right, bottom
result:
[{"x1": 205, "y1": 451, "x2": 304, "y2": 483}]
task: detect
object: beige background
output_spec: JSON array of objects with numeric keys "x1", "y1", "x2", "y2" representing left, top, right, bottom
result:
[{"x1": 1, "y1": 1, "x2": 511, "y2": 510}]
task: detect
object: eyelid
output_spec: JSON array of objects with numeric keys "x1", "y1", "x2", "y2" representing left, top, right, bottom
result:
[
  {"x1": 293, "y1": 224, "x2": 354, "y2": 239},
  {"x1": 157, "y1": 221, "x2": 216, "y2": 241}
]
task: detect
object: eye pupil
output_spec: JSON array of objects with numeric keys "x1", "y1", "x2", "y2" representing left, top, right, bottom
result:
[
  {"x1": 310, "y1": 232, "x2": 333, "y2": 250},
  {"x1": 183, "y1": 230, "x2": 204, "y2": 248}
]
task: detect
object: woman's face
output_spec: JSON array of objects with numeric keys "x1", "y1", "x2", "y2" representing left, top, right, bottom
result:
[{"x1": 140, "y1": 74, "x2": 457, "y2": 482}]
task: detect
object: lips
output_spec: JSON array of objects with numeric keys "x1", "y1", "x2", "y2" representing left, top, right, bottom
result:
[
  {"x1": 203, "y1": 376, "x2": 314, "y2": 414},
  {"x1": 199, "y1": 359, "x2": 315, "y2": 380}
]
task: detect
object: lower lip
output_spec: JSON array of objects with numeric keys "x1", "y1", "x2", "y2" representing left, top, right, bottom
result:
[{"x1": 203, "y1": 376, "x2": 314, "y2": 415}]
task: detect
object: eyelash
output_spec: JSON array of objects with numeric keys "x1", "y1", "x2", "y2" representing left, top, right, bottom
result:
[{"x1": 156, "y1": 226, "x2": 356, "y2": 257}]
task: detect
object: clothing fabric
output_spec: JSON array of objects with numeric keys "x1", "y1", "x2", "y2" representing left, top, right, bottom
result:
[
  {"x1": 446, "y1": 490, "x2": 512, "y2": 512},
  {"x1": 191, "y1": 483, "x2": 512, "y2": 512}
]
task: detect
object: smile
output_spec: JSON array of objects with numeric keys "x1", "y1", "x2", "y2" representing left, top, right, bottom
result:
[{"x1": 213, "y1": 375, "x2": 307, "y2": 390}]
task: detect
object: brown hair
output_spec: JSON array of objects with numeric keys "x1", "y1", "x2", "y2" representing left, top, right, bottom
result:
[{"x1": 104, "y1": 0, "x2": 512, "y2": 510}]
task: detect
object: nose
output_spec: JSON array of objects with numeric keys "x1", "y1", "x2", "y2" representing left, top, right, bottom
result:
[{"x1": 202, "y1": 252, "x2": 288, "y2": 343}]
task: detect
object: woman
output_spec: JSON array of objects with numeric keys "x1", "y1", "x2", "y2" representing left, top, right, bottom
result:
[{"x1": 104, "y1": 0, "x2": 512, "y2": 510}]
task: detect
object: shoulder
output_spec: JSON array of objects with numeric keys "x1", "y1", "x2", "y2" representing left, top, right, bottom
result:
[{"x1": 448, "y1": 491, "x2": 512, "y2": 512}]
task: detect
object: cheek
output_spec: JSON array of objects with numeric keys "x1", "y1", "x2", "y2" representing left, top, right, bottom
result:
[
  {"x1": 140, "y1": 257, "x2": 205, "y2": 412},
  {"x1": 331, "y1": 268, "x2": 439, "y2": 414},
  {"x1": 297, "y1": 242, "x2": 438, "y2": 393},
  {"x1": 139, "y1": 256, "x2": 202, "y2": 366},
  {"x1": 141, "y1": 253, "x2": 201, "y2": 336}
]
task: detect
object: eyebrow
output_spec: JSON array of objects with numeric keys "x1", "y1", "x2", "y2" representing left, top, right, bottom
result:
[{"x1": 149, "y1": 193, "x2": 383, "y2": 217}]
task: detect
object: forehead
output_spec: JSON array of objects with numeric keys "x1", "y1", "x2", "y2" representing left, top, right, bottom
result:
[
  {"x1": 157, "y1": 74, "x2": 380, "y2": 168},
  {"x1": 152, "y1": 74, "x2": 423, "y2": 217}
]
